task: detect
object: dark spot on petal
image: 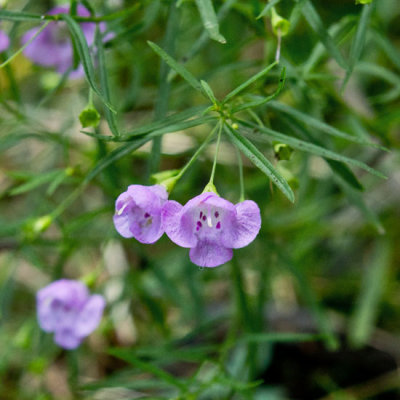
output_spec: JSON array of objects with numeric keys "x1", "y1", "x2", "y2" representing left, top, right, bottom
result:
[
  {"x1": 197, "y1": 221, "x2": 202, "y2": 227},
  {"x1": 216, "y1": 222, "x2": 221, "y2": 229},
  {"x1": 200, "y1": 211, "x2": 203, "y2": 219},
  {"x1": 215, "y1": 211, "x2": 219, "y2": 218},
  {"x1": 202, "y1": 215, "x2": 206, "y2": 221},
  {"x1": 144, "y1": 212, "x2": 150, "y2": 218}
]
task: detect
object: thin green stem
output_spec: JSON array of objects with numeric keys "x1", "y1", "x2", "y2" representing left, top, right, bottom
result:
[
  {"x1": 176, "y1": 123, "x2": 220, "y2": 180},
  {"x1": 88, "y1": 88, "x2": 94, "y2": 107},
  {"x1": 236, "y1": 147, "x2": 245, "y2": 202},
  {"x1": 208, "y1": 120, "x2": 223, "y2": 185},
  {"x1": 0, "y1": 21, "x2": 50, "y2": 69}
]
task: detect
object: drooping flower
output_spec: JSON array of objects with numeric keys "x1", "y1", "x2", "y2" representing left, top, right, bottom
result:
[
  {"x1": 37, "y1": 279, "x2": 105, "y2": 349},
  {"x1": 162, "y1": 192, "x2": 261, "y2": 267},
  {"x1": 113, "y1": 184, "x2": 169, "y2": 244},
  {"x1": 0, "y1": 30, "x2": 10, "y2": 53},
  {"x1": 22, "y1": 5, "x2": 112, "y2": 79}
]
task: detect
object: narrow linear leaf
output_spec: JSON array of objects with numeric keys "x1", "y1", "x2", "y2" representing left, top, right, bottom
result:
[
  {"x1": 349, "y1": 241, "x2": 390, "y2": 347},
  {"x1": 232, "y1": 67, "x2": 286, "y2": 113},
  {"x1": 372, "y1": 29, "x2": 400, "y2": 71},
  {"x1": 0, "y1": 9, "x2": 43, "y2": 21},
  {"x1": 268, "y1": 101, "x2": 387, "y2": 150},
  {"x1": 240, "y1": 332, "x2": 324, "y2": 343},
  {"x1": 108, "y1": 348, "x2": 187, "y2": 390},
  {"x1": 224, "y1": 124, "x2": 295, "y2": 203},
  {"x1": 61, "y1": 14, "x2": 116, "y2": 113},
  {"x1": 194, "y1": 0, "x2": 226, "y2": 43},
  {"x1": 96, "y1": 28, "x2": 119, "y2": 136},
  {"x1": 223, "y1": 61, "x2": 278, "y2": 103},
  {"x1": 342, "y1": 3, "x2": 373, "y2": 88},
  {"x1": 200, "y1": 80, "x2": 218, "y2": 104},
  {"x1": 9, "y1": 170, "x2": 62, "y2": 196},
  {"x1": 301, "y1": 0, "x2": 349, "y2": 70},
  {"x1": 257, "y1": 0, "x2": 281, "y2": 19},
  {"x1": 240, "y1": 120, "x2": 387, "y2": 179},
  {"x1": 148, "y1": 41, "x2": 204, "y2": 94}
]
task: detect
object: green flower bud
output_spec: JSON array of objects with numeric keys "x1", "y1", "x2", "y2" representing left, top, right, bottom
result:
[
  {"x1": 79, "y1": 106, "x2": 100, "y2": 128},
  {"x1": 271, "y1": 7, "x2": 290, "y2": 36},
  {"x1": 274, "y1": 142, "x2": 294, "y2": 161},
  {"x1": 150, "y1": 169, "x2": 180, "y2": 184}
]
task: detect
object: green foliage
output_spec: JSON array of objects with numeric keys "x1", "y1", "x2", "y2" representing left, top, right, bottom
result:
[{"x1": 0, "y1": 0, "x2": 399, "y2": 399}]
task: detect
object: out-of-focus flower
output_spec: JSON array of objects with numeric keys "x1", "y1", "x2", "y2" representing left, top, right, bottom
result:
[
  {"x1": 22, "y1": 4, "x2": 112, "y2": 78},
  {"x1": 0, "y1": 30, "x2": 10, "y2": 52},
  {"x1": 37, "y1": 279, "x2": 105, "y2": 349},
  {"x1": 113, "y1": 185, "x2": 169, "y2": 244},
  {"x1": 162, "y1": 192, "x2": 261, "y2": 267}
]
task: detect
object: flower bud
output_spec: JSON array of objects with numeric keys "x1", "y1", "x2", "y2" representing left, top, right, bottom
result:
[
  {"x1": 271, "y1": 7, "x2": 290, "y2": 36},
  {"x1": 79, "y1": 105, "x2": 101, "y2": 128}
]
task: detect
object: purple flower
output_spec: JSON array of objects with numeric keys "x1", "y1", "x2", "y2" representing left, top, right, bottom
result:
[
  {"x1": 22, "y1": 5, "x2": 111, "y2": 79},
  {"x1": 0, "y1": 30, "x2": 10, "y2": 52},
  {"x1": 162, "y1": 192, "x2": 261, "y2": 268},
  {"x1": 37, "y1": 279, "x2": 105, "y2": 350},
  {"x1": 113, "y1": 184, "x2": 168, "y2": 244}
]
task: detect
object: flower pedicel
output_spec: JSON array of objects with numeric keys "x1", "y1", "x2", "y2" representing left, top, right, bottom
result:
[
  {"x1": 37, "y1": 279, "x2": 105, "y2": 349},
  {"x1": 162, "y1": 192, "x2": 261, "y2": 267}
]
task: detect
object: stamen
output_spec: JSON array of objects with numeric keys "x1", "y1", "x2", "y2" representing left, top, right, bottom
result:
[
  {"x1": 207, "y1": 214, "x2": 213, "y2": 228},
  {"x1": 117, "y1": 202, "x2": 128, "y2": 216}
]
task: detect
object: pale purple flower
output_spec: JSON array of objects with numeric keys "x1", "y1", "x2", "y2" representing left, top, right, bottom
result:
[
  {"x1": 0, "y1": 30, "x2": 10, "y2": 52},
  {"x1": 37, "y1": 279, "x2": 105, "y2": 350},
  {"x1": 162, "y1": 192, "x2": 261, "y2": 268},
  {"x1": 22, "y1": 4, "x2": 111, "y2": 79},
  {"x1": 113, "y1": 184, "x2": 168, "y2": 244}
]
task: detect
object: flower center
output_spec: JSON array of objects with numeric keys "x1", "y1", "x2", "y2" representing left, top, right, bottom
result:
[{"x1": 195, "y1": 208, "x2": 222, "y2": 235}]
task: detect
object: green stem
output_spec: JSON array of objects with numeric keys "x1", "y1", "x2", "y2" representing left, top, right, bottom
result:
[
  {"x1": 0, "y1": 21, "x2": 50, "y2": 69},
  {"x1": 236, "y1": 147, "x2": 245, "y2": 202},
  {"x1": 176, "y1": 124, "x2": 219, "y2": 180},
  {"x1": 88, "y1": 88, "x2": 94, "y2": 107},
  {"x1": 208, "y1": 120, "x2": 223, "y2": 185}
]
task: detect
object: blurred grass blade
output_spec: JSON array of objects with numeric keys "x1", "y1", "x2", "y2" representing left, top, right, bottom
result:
[
  {"x1": 0, "y1": 9, "x2": 43, "y2": 21},
  {"x1": 326, "y1": 160, "x2": 363, "y2": 191},
  {"x1": 349, "y1": 241, "x2": 390, "y2": 347},
  {"x1": 108, "y1": 348, "x2": 187, "y2": 390},
  {"x1": 257, "y1": 0, "x2": 281, "y2": 19},
  {"x1": 372, "y1": 29, "x2": 400, "y2": 71},
  {"x1": 240, "y1": 120, "x2": 387, "y2": 179},
  {"x1": 342, "y1": 3, "x2": 373, "y2": 89},
  {"x1": 96, "y1": 28, "x2": 120, "y2": 136},
  {"x1": 232, "y1": 67, "x2": 286, "y2": 112},
  {"x1": 301, "y1": 0, "x2": 349, "y2": 70},
  {"x1": 0, "y1": 21, "x2": 50, "y2": 69},
  {"x1": 61, "y1": 14, "x2": 116, "y2": 113},
  {"x1": 194, "y1": 0, "x2": 226, "y2": 44},
  {"x1": 224, "y1": 124, "x2": 295, "y2": 203},
  {"x1": 223, "y1": 61, "x2": 278, "y2": 103},
  {"x1": 335, "y1": 174, "x2": 385, "y2": 234},
  {"x1": 9, "y1": 170, "x2": 62, "y2": 196},
  {"x1": 148, "y1": 41, "x2": 204, "y2": 94},
  {"x1": 241, "y1": 333, "x2": 324, "y2": 344},
  {"x1": 268, "y1": 101, "x2": 386, "y2": 149}
]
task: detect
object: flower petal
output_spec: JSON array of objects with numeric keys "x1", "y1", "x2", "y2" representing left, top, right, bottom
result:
[
  {"x1": 222, "y1": 200, "x2": 261, "y2": 248},
  {"x1": 0, "y1": 31, "x2": 10, "y2": 53},
  {"x1": 163, "y1": 200, "x2": 196, "y2": 248},
  {"x1": 54, "y1": 328, "x2": 82, "y2": 350},
  {"x1": 74, "y1": 294, "x2": 105, "y2": 337},
  {"x1": 189, "y1": 240, "x2": 233, "y2": 267}
]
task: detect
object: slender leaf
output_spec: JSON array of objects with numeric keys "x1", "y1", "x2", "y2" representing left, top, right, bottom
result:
[
  {"x1": 257, "y1": 0, "x2": 281, "y2": 19},
  {"x1": 240, "y1": 120, "x2": 387, "y2": 179},
  {"x1": 301, "y1": 0, "x2": 349, "y2": 70},
  {"x1": 232, "y1": 67, "x2": 286, "y2": 113},
  {"x1": 224, "y1": 124, "x2": 295, "y2": 203},
  {"x1": 96, "y1": 28, "x2": 119, "y2": 136},
  {"x1": 108, "y1": 348, "x2": 187, "y2": 390},
  {"x1": 223, "y1": 61, "x2": 278, "y2": 103},
  {"x1": 61, "y1": 14, "x2": 116, "y2": 112},
  {"x1": 9, "y1": 170, "x2": 62, "y2": 196},
  {"x1": 148, "y1": 41, "x2": 204, "y2": 94},
  {"x1": 200, "y1": 80, "x2": 218, "y2": 104},
  {"x1": 240, "y1": 332, "x2": 324, "y2": 343},
  {"x1": 342, "y1": 3, "x2": 373, "y2": 88},
  {"x1": 267, "y1": 100, "x2": 387, "y2": 149},
  {"x1": 194, "y1": 0, "x2": 226, "y2": 43},
  {"x1": 349, "y1": 241, "x2": 390, "y2": 347}
]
